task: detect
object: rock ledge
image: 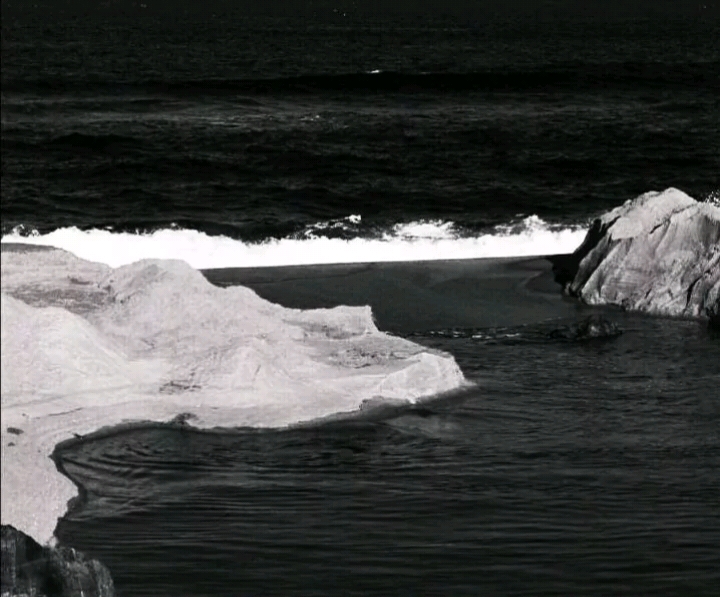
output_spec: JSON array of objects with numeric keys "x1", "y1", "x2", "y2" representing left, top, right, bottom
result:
[{"x1": 1, "y1": 247, "x2": 468, "y2": 551}]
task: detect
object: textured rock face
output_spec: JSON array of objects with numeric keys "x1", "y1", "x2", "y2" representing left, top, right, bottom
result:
[
  {"x1": 1, "y1": 525, "x2": 114, "y2": 597},
  {"x1": 1, "y1": 247, "x2": 467, "y2": 548},
  {"x1": 553, "y1": 188, "x2": 720, "y2": 321}
]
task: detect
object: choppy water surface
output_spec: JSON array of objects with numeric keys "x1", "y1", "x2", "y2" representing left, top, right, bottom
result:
[
  {"x1": 56, "y1": 312, "x2": 720, "y2": 597},
  {"x1": 3, "y1": 17, "x2": 719, "y2": 245}
]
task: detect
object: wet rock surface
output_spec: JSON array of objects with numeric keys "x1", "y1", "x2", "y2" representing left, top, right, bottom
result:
[
  {"x1": 548, "y1": 315, "x2": 622, "y2": 341},
  {"x1": 1, "y1": 525, "x2": 114, "y2": 597},
  {"x1": 552, "y1": 188, "x2": 720, "y2": 323}
]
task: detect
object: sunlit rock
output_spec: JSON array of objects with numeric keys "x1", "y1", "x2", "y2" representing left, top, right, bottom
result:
[
  {"x1": 1, "y1": 247, "x2": 467, "y2": 548},
  {"x1": 553, "y1": 188, "x2": 720, "y2": 322}
]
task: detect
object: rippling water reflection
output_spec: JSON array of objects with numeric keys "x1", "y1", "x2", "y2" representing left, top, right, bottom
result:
[{"x1": 56, "y1": 313, "x2": 720, "y2": 596}]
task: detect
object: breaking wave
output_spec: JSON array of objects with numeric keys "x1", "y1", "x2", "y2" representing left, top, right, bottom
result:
[{"x1": 1, "y1": 216, "x2": 587, "y2": 270}]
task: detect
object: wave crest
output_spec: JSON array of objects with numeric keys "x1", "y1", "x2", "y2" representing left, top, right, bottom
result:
[
  {"x1": 4, "y1": 64, "x2": 718, "y2": 95},
  {"x1": 1, "y1": 217, "x2": 587, "y2": 269}
]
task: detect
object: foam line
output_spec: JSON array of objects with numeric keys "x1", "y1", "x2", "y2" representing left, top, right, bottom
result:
[{"x1": 1, "y1": 217, "x2": 587, "y2": 269}]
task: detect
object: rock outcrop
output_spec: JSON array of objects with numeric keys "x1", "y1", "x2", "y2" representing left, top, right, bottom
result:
[
  {"x1": 1, "y1": 246, "x2": 468, "y2": 549},
  {"x1": 548, "y1": 315, "x2": 622, "y2": 341},
  {"x1": 552, "y1": 188, "x2": 720, "y2": 322},
  {"x1": 1, "y1": 525, "x2": 114, "y2": 597}
]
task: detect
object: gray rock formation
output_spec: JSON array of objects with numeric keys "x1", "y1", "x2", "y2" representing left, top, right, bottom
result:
[
  {"x1": 548, "y1": 315, "x2": 622, "y2": 341},
  {"x1": 552, "y1": 188, "x2": 720, "y2": 323},
  {"x1": 1, "y1": 525, "x2": 114, "y2": 597}
]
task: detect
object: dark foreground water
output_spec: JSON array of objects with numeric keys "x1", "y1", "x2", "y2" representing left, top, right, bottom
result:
[{"x1": 56, "y1": 310, "x2": 720, "y2": 597}]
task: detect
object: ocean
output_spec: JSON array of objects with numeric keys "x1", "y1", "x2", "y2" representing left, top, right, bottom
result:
[{"x1": 2, "y1": 12, "x2": 720, "y2": 596}]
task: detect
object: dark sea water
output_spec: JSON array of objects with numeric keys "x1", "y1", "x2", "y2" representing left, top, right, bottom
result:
[
  {"x1": 2, "y1": 13, "x2": 720, "y2": 596},
  {"x1": 55, "y1": 310, "x2": 720, "y2": 597},
  {"x1": 2, "y1": 16, "x2": 719, "y2": 246}
]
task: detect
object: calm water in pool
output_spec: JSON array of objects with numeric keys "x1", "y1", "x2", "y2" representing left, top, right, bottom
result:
[{"x1": 56, "y1": 310, "x2": 720, "y2": 597}]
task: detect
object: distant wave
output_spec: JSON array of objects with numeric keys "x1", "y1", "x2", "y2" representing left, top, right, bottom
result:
[
  {"x1": 3, "y1": 62, "x2": 718, "y2": 95},
  {"x1": 45, "y1": 133, "x2": 141, "y2": 151},
  {"x1": 1, "y1": 216, "x2": 587, "y2": 269}
]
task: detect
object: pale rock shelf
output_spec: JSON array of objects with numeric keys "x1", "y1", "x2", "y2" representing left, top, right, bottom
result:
[{"x1": 1, "y1": 248, "x2": 468, "y2": 547}]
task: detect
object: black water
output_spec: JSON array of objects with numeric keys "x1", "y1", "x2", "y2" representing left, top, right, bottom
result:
[
  {"x1": 56, "y1": 311, "x2": 720, "y2": 596},
  {"x1": 3, "y1": 17, "x2": 719, "y2": 239}
]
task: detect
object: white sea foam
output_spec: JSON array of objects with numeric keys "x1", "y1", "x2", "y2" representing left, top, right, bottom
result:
[{"x1": 1, "y1": 216, "x2": 587, "y2": 270}]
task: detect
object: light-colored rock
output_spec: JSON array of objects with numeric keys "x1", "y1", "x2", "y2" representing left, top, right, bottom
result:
[
  {"x1": 1, "y1": 248, "x2": 468, "y2": 547},
  {"x1": 560, "y1": 188, "x2": 720, "y2": 320}
]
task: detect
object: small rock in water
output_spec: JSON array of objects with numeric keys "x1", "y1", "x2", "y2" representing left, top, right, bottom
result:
[
  {"x1": 1, "y1": 525, "x2": 115, "y2": 597},
  {"x1": 549, "y1": 315, "x2": 622, "y2": 341}
]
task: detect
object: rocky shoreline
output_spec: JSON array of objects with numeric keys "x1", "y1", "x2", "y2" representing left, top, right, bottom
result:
[
  {"x1": 2, "y1": 188, "x2": 718, "y2": 594},
  {"x1": 1, "y1": 246, "x2": 467, "y2": 594}
]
